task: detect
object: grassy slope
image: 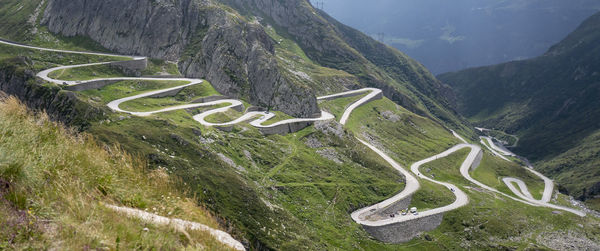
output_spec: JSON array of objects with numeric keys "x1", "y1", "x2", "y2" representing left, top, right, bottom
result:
[
  {"x1": 2, "y1": 2, "x2": 599, "y2": 250},
  {"x1": 473, "y1": 152, "x2": 546, "y2": 200},
  {"x1": 3, "y1": 41, "x2": 600, "y2": 250},
  {"x1": 0, "y1": 96, "x2": 233, "y2": 250},
  {"x1": 318, "y1": 93, "x2": 367, "y2": 120},
  {"x1": 48, "y1": 64, "x2": 129, "y2": 81},
  {"x1": 263, "y1": 25, "x2": 357, "y2": 96},
  {"x1": 0, "y1": 43, "x2": 124, "y2": 73},
  {"x1": 439, "y1": 12, "x2": 600, "y2": 201}
]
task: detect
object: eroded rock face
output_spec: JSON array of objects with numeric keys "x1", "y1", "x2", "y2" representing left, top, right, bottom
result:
[{"x1": 41, "y1": 0, "x2": 319, "y2": 117}]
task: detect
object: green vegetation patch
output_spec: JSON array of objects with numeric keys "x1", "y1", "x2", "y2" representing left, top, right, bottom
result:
[
  {"x1": 421, "y1": 148, "x2": 471, "y2": 186},
  {"x1": 118, "y1": 82, "x2": 222, "y2": 112},
  {"x1": 473, "y1": 153, "x2": 546, "y2": 200},
  {"x1": 0, "y1": 44, "x2": 127, "y2": 73},
  {"x1": 48, "y1": 63, "x2": 128, "y2": 81},
  {"x1": 0, "y1": 96, "x2": 232, "y2": 250},
  {"x1": 318, "y1": 92, "x2": 368, "y2": 120},
  {"x1": 142, "y1": 58, "x2": 181, "y2": 76},
  {"x1": 346, "y1": 98, "x2": 461, "y2": 166},
  {"x1": 80, "y1": 80, "x2": 189, "y2": 104}
]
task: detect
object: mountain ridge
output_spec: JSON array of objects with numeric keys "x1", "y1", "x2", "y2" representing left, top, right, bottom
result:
[{"x1": 439, "y1": 11, "x2": 600, "y2": 205}]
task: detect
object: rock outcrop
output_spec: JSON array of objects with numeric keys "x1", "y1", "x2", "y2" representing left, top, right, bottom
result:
[
  {"x1": 221, "y1": 0, "x2": 469, "y2": 132},
  {"x1": 41, "y1": 0, "x2": 319, "y2": 117},
  {"x1": 0, "y1": 58, "x2": 104, "y2": 129}
]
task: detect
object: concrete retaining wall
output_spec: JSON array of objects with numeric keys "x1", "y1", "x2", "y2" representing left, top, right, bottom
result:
[
  {"x1": 471, "y1": 150, "x2": 483, "y2": 171},
  {"x1": 246, "y1": 106, "x2": 266, "y2": 113},
  {"x1": 356, "y1": 91, "x2": 383, "y2": 109},
  {"x1": 141, "y1": 74, "x2": 183, "y2": 78},
  {"x1": 192, "y1": 95, "x2": 228, "y2": 104},
  {"x1": 376, "y1": 195, "x2": 413, "y2": 217},
  {"x1": 148, "y1": 86, "x2": 185, "y2": 98},
  {"x1": 319, "y1": 90, "x2": 368, "y2": 101},
  {"x1": 110, "y1": 58, "x2": 148, "y2": 75},
  {"x1": 65, "y1": 79, "x2": 120, "y2": 91},
  {"x1": 362, "y1": 213, "x2": 444, "y2": 243},
  {"x1": 259, "y1": 121, "x2": 313, "y2": 135}
]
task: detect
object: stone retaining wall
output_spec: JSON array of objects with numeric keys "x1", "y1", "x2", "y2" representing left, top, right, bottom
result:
[
  {"x1": 318, "y1": 90, "x2": 367, "y2": 101},
  {"x1": 192, "y1": 95, "x2": 228, "y2": 104},
  {"x1": 471, "y1": 150, "x2": 483, "y2": 171},
  {"x1": 362, "y1": 213, "x2": 444, "y2": 243},
  {"x1": 109, "y1": 58, "x2": 148, "y2": 76},
  {"x1": 148, "y1": 86, "x2": 186, "y2": 98},
  {"x1": 259, "y1": 121, "x2": 313, "y2": 135},
  {"x1": 141, "y1": 74, "x2": 183, "y2": 78},
  {"x1": 376, "y1": 195, "x2": 413, "y2": 217},
  {"x1": 65, "y1": 79, "x2": 120, "y2": 91}
]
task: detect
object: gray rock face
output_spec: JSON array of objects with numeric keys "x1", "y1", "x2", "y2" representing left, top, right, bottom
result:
[{"x1": 41, "y1": 0, "x2": 318, "y2": 117}]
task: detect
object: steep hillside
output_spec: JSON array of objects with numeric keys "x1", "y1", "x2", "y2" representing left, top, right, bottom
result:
[
  {"x1": 0, "y1": 0, "x2": 471, "y2": 136},
  {"x1": 219, "y1": 0, "x2": 470, "y2": 134},
  {"x1": 439, "y1": 11, "x2": 600, "y2": 203},
  {"x1": 0, "y1": 95, "x2": 238, "y2": 250},
  {"x1": 3, "y1": 0, "x2": 599, "y2": 250},
  {"x1": 324, "y1": 0, "x2": 600, "y2": 74}
]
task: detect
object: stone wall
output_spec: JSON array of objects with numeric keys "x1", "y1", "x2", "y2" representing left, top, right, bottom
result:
[
  {"x1": 0, "y1": 65, "x2": 104, "y2": 130},
  {"x1": 376, "y1": 195, "x2": 412, "y2": 217},
  {"x1": 259, "y1": 121, "x2": 313, "y2": 135},
  {"x1": 147, "y1": 86, "x2": 186, "y2": 98},
  {"x1": 471, "y1": 150, "x2": 483, "y2": 171},
  {"x1": 192, "y1": 95, "x2": 229, "y2": 104},
  {"x1": 318, "y1": 90, "x2": 366, "y2": 101},
  {"x1": 65, "y1": 79, "x2": 120, "y2": 92},
  {"x1": 361, "y1": 213, "x2": 444, "y2": 243},
  {"x1": 109, "y1": 58, "x2": 148, "y2": 76}
]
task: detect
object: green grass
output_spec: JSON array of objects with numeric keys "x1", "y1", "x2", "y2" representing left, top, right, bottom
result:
[
  {"x1": 0, "y1": 96, "x2": 234, "y2": 250},
  {"x1": 318, "y1": 93, "x2": 368, "y2": 120},
  {"x1": 80, "y1": 80, "x2": 189, "y2": 104},
  {"x1": 485, "y1": 129, "x2": 519, "y2": 147},
  {"x1": 202, "y1": 108, "x2": 245, "y2": 124},
  {"x1": 421, "y1": 148, "x2": 471, "y2": 186},
  {"x1": 263, "y1": 25, "x2": 359, "y2": 95},
  {"x1": 473, "y1": 153, "x2": 546, "y2": 200},
  {"x1": 1, "y1": 8, "x2": 598, "y2": 248},
  {"x1": 48, "y1": 63, "x2": 128, "y2": 81},
  {"x1": 142, "y1": 58, "x2": 181, "y2": 76},
  {"x1": 117, "y1": 82, "x2": 222, "y2": 112},
  {"x1": 409, "y1": 180, "x2": 455, "y2": 211},
  {"x1": 0, "y1": 44, "x2": 128, "y2": 72},
  {"x1": 346, "y1": 98, "x2": 461, "y2": 166},
  {"x1": 260, "y1": 111, "x2": 295, "y2": 126}
]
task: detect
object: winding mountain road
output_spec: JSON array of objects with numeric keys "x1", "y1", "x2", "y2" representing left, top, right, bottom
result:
[
  {"x1": 0, "y1": 39, "x2": 585, "y2": 246},
  {"x1": 479, "y1": 134, "x2": 583, "y2": 215}
]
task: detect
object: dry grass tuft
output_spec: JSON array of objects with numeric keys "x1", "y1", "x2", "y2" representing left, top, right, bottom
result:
[{"x1": 0, "y1": 95, "x2": 234, "y2": 250}]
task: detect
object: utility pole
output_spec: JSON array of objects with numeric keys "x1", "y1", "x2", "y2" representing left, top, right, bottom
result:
[{"x1": 313, "y1": 0, "x2": 324, "y2": 10}]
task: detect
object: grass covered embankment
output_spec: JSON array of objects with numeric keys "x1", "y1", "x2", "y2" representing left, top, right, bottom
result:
[{"x1": 0, "y1": 95, "x2": 235, "y2": 250}]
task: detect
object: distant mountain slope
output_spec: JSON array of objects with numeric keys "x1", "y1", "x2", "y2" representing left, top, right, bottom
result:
[
  {"x1": 324, "y1": 0, "x2": 600, "y2": 74},
  {"x1": 439, "y1": 11, "x2": 600, "y2": 203},
  {"x1": 219, "y1": 0, "x2": 471, "y2": 133},
  {"x1": 10, "y1": 0, "x2": 469, "y2": 134}
]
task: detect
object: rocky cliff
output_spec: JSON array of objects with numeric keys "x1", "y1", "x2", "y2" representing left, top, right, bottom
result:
[
  {"x1": 0, "y1": 57, "x2": 105, "y2": 129},
  {"x1": 220, "y1": 0, "x2": 469, "y2": 133},
  {"x1": 41, "y1": 0, "x2": 319, "y2": 117}
]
